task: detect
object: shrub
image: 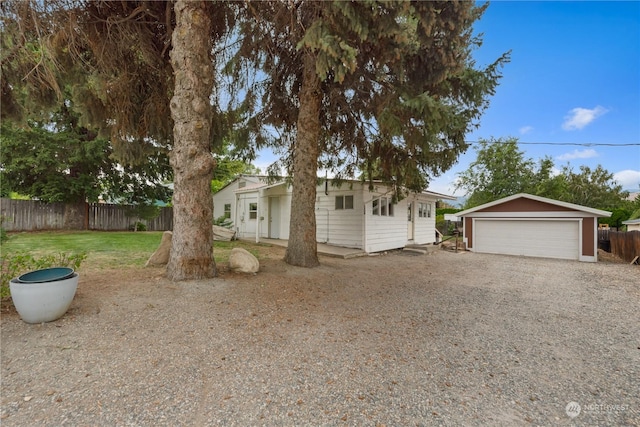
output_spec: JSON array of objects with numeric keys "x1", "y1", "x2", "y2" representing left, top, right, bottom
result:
[
  {"x1": 129, "y1": 221, "x2": 147, "y2": 231},
  {"x1": 0, "y1": 251, "x2": 87, "y2": 298},
  {"x1": 214, "y1": 215, "x2": 234, "y2": 229}
]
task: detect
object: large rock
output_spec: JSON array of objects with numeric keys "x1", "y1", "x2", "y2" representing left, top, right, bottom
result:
[
  {"x1": 229, "y1": 247, "x2": 259, "y2": 274},
  {"x1": 213, "y1": 225, "x2": 235, "y2": 241},
  {"x1": 145, "y1": 231, "x2": 172, "y2": 267}
]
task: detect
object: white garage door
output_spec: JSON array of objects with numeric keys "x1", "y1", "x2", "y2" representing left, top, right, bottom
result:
[{"x1": 474, "y1": 219, "x2": 579, "y2": 260}]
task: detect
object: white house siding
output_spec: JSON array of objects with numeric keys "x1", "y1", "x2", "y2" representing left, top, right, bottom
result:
[
  {"x1": 213, "y1": 176, "x2": 453, "y2": 253},
  {"x1": 363, "y1": 191, "x2": 408, "y2": 253},
  {"x1": 212, "y1": 176, "x2": 263, "y2": 230},
  {"x1": 212, "y1": 184, "x2": 237, "y2": 223},
  {"x1": 315, "y1": 186, "x2": 364, "y2": 248}
]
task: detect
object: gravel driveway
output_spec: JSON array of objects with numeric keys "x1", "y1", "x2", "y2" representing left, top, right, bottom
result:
[{"x1": 1, "y1": 249, "x2": 639, "y2": 426}]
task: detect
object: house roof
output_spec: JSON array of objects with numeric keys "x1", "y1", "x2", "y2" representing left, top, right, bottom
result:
[
  {"x1": 622, "y1": 218, "x2": 640, "y2": 225},
  {"x1": 456, "y1": 193, "x2": 612, "y2": 217},
  {"x1": 226, "y1": 176, "x2": 456, "y2": 199},
  {"x1": 234, "y1": 180, "x2": 285, "y2": 194},
  {"x1": 421, "y1": 189, "x2": 457, "y2": 200},
  {"x1": 214, "y1": 174, "x2": 267, "y2": 194}
]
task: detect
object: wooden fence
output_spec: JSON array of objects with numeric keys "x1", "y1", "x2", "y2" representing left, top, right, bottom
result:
[
  {"x1": 1, "y1": 198, "x2": 173, "y2": 232},
  {"x1": 608, "y1": 230, "x2": 640, "y2": 263}
]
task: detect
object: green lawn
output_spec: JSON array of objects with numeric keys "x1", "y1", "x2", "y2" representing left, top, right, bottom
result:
[{"x1": 1, "y1": 231, "x2": 260, "y2": 269}]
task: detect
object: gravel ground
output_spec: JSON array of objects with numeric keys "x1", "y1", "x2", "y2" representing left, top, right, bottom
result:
[{"x1": 1, "y1": 248, "x2": 639, "y2": 426}]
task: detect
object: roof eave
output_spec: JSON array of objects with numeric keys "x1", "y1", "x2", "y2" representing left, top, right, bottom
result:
[{"x1": 456, "y1": 193, "x2": 612, "y2": 217}]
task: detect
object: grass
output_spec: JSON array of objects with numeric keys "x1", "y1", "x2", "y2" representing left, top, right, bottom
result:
[{"x1": 1, "y1": 231, "x2": 264, "y2": 270}]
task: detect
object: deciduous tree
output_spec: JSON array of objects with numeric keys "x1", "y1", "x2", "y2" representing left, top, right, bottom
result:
[
  {"x1": 456, "y1": 137, "x2": 629, "y2": 210},
  {"x1": 0, "y1": 105, "x2": 171, "y2": 229}
]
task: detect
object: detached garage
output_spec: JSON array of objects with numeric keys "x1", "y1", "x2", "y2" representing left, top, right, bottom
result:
[{"x1": 457, "y1": 193, "x2": 611, "y2": 262}]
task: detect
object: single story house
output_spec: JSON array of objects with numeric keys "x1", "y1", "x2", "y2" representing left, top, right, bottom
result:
[
  {"x1": 213, "y1": 175, "x2": 455, "y2": 253},
  {"x1": 456, "y1": 193, "x2": 611, "y2": 262},
  {"x1": 622, "y1": 218, "x2": 640, "y2": 232}
]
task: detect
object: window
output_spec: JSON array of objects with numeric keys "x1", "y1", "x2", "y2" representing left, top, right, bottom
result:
[
  {"x1": 249, "y1": 202, "x2": 257, "y2": 219},
  {"x1": 335, "y1": 195, "x2": 354, "y2": 210},
  {"x1": 224, "y1": 204, "x2": 231, "y2": 219},
  {"x1": 372, "y1": 197, "x2": 394, "y2": 216},
  {"x1": 418, "y1": 202, "x2": 431, "y2": 218}
]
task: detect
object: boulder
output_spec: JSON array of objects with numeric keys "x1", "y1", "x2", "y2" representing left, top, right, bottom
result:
[
  {"x1": 145, "y1": 231, "x2": 172, "y2": 267},
  {"x1": 213, "y1": 225, "x2": 235, "y2": 241},
  {"x1": 229, "y1": 247, "x2": 259, "y2": 274}
]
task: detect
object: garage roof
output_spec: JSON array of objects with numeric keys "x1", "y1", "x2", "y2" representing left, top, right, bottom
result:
[{"x1": 456, "y1": 193, "x2": 611, "y2": 217}]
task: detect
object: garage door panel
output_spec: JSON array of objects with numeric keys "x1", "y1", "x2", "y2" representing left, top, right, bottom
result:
[{"x1": 474, "y1": 220, "x2": 579, "y2": 260}]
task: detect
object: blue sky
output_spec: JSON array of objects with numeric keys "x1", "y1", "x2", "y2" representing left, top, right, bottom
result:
[{"x1": 253, "y1": 1, "x2": 640, "y2": 196}]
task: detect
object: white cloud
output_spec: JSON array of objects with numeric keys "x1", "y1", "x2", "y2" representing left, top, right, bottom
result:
[
  {"x1": 519, "y1": 126, "x2": 533, "y2": 135},
  {"x1": 562, "y1": 106, "x2": 608, "y2": 131},
  {"x1": 613, "y1": 170, "x2": 640, "y2": 190},
  {"x1": 556, "y1": 148, "x2": 598, "y2": 161}
]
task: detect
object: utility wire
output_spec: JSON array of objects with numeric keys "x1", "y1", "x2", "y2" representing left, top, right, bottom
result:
[{"x1": 467, "y1": 140, "x2": 640, "y2": 147}]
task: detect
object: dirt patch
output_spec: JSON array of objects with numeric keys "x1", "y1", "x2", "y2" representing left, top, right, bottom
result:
[{"x1": 597, "y1": 248, "x2": 627, "y2": 264}]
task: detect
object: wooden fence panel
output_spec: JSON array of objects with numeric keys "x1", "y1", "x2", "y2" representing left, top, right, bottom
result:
[
  {"x1": 609, "y1": 231, "x2": 640, "y2": 263},
  {"x1": 146, "y1": 207, "x2": 173, "y2": 231},
  {"x1": 86, "y1": 203, "x2": 173, "y2": 231},
  {"x1": 1, "y1": 198, "x2": 173, "y2": 232},
  {"x1": 88, "y1": 203, "x2": 131, "y2": 230},
  {"x1": 0, "y1": 198, "x2": 66, "y2": 231}
]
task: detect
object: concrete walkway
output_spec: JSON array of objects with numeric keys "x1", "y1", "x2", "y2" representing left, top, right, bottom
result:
[
  {"x1": 247, "y1": 238, "x2": 367, "y2": 259},
  {"x1": 246, "y1": 238, "x2": 441, "y2": 259}
]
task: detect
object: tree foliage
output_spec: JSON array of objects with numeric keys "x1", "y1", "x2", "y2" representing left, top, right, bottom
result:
[
  {"x1": 2, "y1": 0, "x2": 508, "y2": 274},
  {"x1": 211, "y1": 144, "x2": 261, "y2": 193},
  {"x1": 0, "y1": 104, "x2": 172, "y2": 205},
  {"x1": 1, "y1": 0, "x2": 235, "y2": 280},
  {"x1": 456, "y1": 137, "x2": 630, "y2": 211},
  {"x1": 232, "y1": 1, "x2": 508, "y2": 266}
]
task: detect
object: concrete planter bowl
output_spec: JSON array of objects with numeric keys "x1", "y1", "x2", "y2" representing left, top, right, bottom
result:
[{"x1": 9, "y1": 271, "x2": 79, "y2": 324}]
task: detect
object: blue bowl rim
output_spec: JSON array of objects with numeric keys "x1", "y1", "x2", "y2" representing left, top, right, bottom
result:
[{"x1": 17, "y1": 267, "x2": 75, "y2": 284}]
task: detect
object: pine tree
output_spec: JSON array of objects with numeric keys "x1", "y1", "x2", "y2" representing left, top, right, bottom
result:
[{"x1": 232, "y1": 1, "x2": 508, "y2": 266}]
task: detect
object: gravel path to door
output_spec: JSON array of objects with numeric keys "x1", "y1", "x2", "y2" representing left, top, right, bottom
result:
[{"x1": 1, "y1": 248, "x2": 639, "y2": 426}]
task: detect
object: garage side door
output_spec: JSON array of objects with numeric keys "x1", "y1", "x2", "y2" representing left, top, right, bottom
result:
[{"x1": 474, "y1": 219, "x2": 579, "y2": 260}]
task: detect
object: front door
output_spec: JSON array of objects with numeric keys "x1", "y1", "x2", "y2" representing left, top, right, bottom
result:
[
  {"x1": 237, "y1": 196, "x2": 257, "y2": 238},
  {"x1": 407, "y1": 202, "x2": 414, "y2": 240},
  {"x1": 269, "y1": 197, "x2": 280, "y2": 239}
]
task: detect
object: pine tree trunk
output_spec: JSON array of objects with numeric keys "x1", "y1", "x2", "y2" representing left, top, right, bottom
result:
[
  {"x1": 284, "y1": 52, "x2": 321, "y2": 268},
  {"x1": 166, "y1": 0, "x2": 216, "y2": 281},
  {"x1": 62, "y1": 201, "x2": 86, "y2": 230}
]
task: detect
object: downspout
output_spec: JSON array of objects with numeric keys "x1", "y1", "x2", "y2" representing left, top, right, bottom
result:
[
  {"x1": 362, "y1": 198, "x2": 367, "y2": 252},
  {"x1": 256, "y1": 189, "x2": 260, "y2": 244}
]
